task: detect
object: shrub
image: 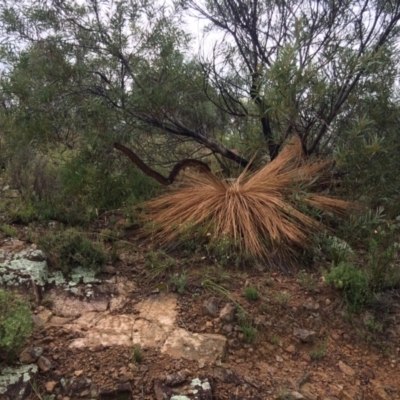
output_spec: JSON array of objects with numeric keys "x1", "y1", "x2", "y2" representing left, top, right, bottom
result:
[
  {"x1": 38, "y1": 229, "x2": 106, "y2": 275},
  {"x1": 143, "y1": 137, "x2": 352, "y2": 264},
  {"x1": 326, "y1": 262, "x2": 371, "y2": 313},
  {"x1": 0, "y1": 289, "x2": 33, "y2": 362}
]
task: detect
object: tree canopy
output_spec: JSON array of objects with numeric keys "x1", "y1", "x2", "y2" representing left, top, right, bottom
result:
[{"x1": 1, "y1": 0, "x2": 400, "y2": 176}]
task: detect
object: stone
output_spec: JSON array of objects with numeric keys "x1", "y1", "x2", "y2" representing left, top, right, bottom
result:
[
  {"x1": 165, "y1": 370, "x2": 187, "y2": 386},
  {"x1": 338, "y1": 361, "x2": 355, "y2": 376},
  {"x1": 0, "y1": 249, "x2": 48, "y2": 286},
  {"x1": 19, "y1": 347, "x2": 43, "y2": 363},
  {"x1": 293, "y1": 328, "x2": 316, "y2": 343},
  {"x1": 104, "y1": 265, "x2": 116, "y2": 275},
  {"x1": 219, "y1": 303, "x2": 236, "y2": 323},
  {"x1": 26, "y1": 250, "x2": 46, "y2": 262},
  {"x1": 202, "y1": 298, "x2": 219, "y2": 317},
  {"x1": 301, "y1": 353, "x2": 312, "y2": 362},
  {"x1": 0, "y1": 364, "x2": 38, "y2": 400},
  {"x1": 303, "y1": 301, "x2": 319, "y2": 311},
  {"x1": 45, "y1": 381, "x2": 57, "y2": 393},
  {"x1": 69, "y1": 293, "x2": 177, "y2": 349},
  {"x1": 161, "y1": 328, "x2": 227, "y2": 364},
  {"x1": 213, "y1": 367, "x2": 239, "y2": 384},
  {"x1": 37, "y1": 356, "x2": 52, "y2": 372},
  {"x1": 222, "y1": 324, "x2": 233, "y2": 334},
  {"x1": 289, "y1": 392, "x2": 306, "y2": 399},
  {"x1": 68, "y1": 377, "x2": 91, "y2": 396},
  {"x1": 370, "y1": 380, "x2": 392, "y2": 400},
  {"x1": 285, "y1": 345, "x2": 296, "y2": 354}
]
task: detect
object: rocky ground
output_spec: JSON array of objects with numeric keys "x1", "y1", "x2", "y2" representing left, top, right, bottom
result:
[{"x1": 1, "y1": 223, "x2": 400, "y2": 400}]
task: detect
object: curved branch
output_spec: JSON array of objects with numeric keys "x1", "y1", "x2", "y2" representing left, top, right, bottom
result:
[{"x1": 114, "y1": 142, "x2": 212, "y2": 185}]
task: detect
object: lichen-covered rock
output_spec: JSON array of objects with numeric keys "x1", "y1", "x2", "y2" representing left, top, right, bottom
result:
[{"x1": 0, "y1": 364, "x2": 38, "y2": 400}]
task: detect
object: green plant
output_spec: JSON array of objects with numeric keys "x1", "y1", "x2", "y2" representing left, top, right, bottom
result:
[
  {"x1": 364, "y1": 315, "x2": 383, "y2": 332},
  {"x1": 310, "y1": 339, "x2": 328, "y2": 360},
  {"x1": 238, "y1": 313, "x2": 257, "y2": 343},
  {"x1": 170, "y1": 271, "x2": 187, "y2": 294},
  {"x1": 366, "y1": 233, "x2": 399, "y2": 290},
  {"x1": 274, "y1": 292, "x2": 291, "y2": 305},
  {"x1": 270, "y1": 335, "x2": 280, "y2": 346},
  {"x1": 132, "y1": 344, "x2": 144, "y2": 364},
  {"x1": 244, "y1": 286, "x2": 259, "y2": 301},
  {"x1": 37, "y1": 229, "x2": 106, "y2": 275},
  {"x1": 0, "y1": 223, "x2": 18, "y2": 237},
  {"x1": 298, "y1": 271, "x2": 317, "y2": 292},
  {"x1": 144, "y1": 251, "x2": 176, "y2": 280},
  {"x1": 326, "y1": 262, "x2": 371, "y2": 313},
  {"x1": 0, "y1": 289, "x2": 33, "y2": 361}
]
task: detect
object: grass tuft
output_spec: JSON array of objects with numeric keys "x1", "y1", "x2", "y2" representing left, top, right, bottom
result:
[{"x1": 143, "y1": 137, "x2": 352, "y2": 263}]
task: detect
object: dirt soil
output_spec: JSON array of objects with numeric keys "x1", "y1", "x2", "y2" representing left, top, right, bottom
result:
[{"x1": 1, "y1": 219, "x2": 400, "y2": 400}]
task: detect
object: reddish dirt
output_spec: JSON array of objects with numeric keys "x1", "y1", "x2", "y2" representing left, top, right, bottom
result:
[{"x1": 1, "y1": 220, "x2": 400, "y2": 400}]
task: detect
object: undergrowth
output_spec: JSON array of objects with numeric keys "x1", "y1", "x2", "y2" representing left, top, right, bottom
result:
[
  {"x1": 0, "y1": 289, "x2": 33, "y2": 362},
  {"x1": 37, "y1": 229, "x2": 106, "y2": 275}
]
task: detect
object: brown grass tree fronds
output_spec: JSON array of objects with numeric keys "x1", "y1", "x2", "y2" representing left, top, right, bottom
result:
[{"x1": 142, "y1": 137, "x2": 353, "y2": 261}]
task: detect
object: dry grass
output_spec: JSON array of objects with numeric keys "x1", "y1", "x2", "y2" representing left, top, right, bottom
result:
[{"x1": 142, "y1": 137, "x2": 353, "y2": 261}]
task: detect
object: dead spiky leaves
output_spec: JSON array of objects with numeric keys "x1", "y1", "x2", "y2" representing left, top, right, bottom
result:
[{"x1": 142, "y1": 137, "x2": 352, "y2": 261}]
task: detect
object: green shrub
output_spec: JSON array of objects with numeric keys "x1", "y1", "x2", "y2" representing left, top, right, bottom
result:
[
  {"x1": 0, "y1": 289, "x2": 33, "y2": 362},
  {"x1": 38, "y1": 229, "x2": 106, "y2": 275},
  {"x1": 326, "y1": 262, "x2": 371, "y2": 313},
  {"x1": 0, "y1": 224, "x2": 18, "y2": 238},
  {"x1": 244, "y1": 286, "x2": 259, "y2": 301}
]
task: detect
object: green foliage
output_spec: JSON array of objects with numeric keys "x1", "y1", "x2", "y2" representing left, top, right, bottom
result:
[
  {"x1": 366, "y1": 231, "x2": 400, "y2": 291},
  {"x1": 131, "y1": 345, "x2": 144, "y2": 364},
  {"x1": 238, "y1": 313, "x2": 257, "y2": 343},
  {"x1": 0, "y1": 224, "x2": 18, "y2": 237},
  {"x1": 170, "y1": 271, "x2": 186, "y2": 294},
  {"x1": 310, "y1": 339, "x2": 328, "y2": 361},
  {"x1": 0, "y1": 289, "x2": 33, "y2": 362},
  {"x1": 144, "y1": 251, "x2": 176, "y2": 280},
  {"x1": 38, "y1": 229, "x2": 106, "y2": 275},
  {"x1": 298, "y1": 271, "x2": 317, "y2": 292},
  {"x1": 243, "y1": 286, "x2": 259, "y2": 301},
  {"x1": 326, "y1": 262, "x2": 371, "y2": 313}
]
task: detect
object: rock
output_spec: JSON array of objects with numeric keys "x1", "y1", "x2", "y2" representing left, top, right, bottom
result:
[
  {"x1": 276, "y1": 355, "x2": 283, "y2": 362},
  {"x1": 339, "y1": 389, "x2": 358, "y2": 400},
  {"x1": 26, "y1": 250, "x2": 46, "y2": 262},
  {"x1": 154, "y1": 381, "x2": 174, "y2": 400},
  {"x1": 370, "y1": 380, "x2": 392, "y2": 400},
  {"x1": 104, "y1": 265, "x2": 116, "y2": 275},
  {"x1": 45, "y1": 381, "x2": 57, "y2": 393},
  {"x1": 213, "y1": 367, "x2": 239, "y2": 384},
  {"x1": 294, "y1": 328, "x2": 316, "y2": 343},
  {"x1": 338, "y1": 361, "x2": 355, "y2": 376},
  {"x1": 69, "y1": 293, "x2": 177, "y2": 349},
  {"x1": 301, "y1": 353, "x2": 312, "y2": 362},
  {"x1": 202, "y1": 298, "x2": 219, "y2": 317},
  {"x1": 360, "y1": 368, "x2": 375, "y2": 383},
  {"x1": 161, "y1": 328, "x2": 227, "y2": 364},
  {"x1": 289, "y1": 392, "x2": 306, "y2": 399},
  {"x1": 19, "y1": 347, "x2": 43, "y2": 363},
  {"x1": 303, "y1": 301, "x2": 319, "y2": 311},
  {"x1": 165, "y1": 370, "x2": 187, "y2": 386},
  {"x1": 68, "y1": 377, "x2": 91, "y2": 397},
  {"x1": 0, "y1": 364, "x2": 38, "y2": 400},
  {"x1": 37, "y1": 356, "x2": 52, "y2": 372},
  {"x1": 190, "y1": 377, "x2": 213, "y2": 400},
  {"x1": 219, "y1": 303, "x2": 236, "y2": 323},
  {"x1": 285, "y1": 345, "x2": 296, "y2": 354},
  {"x1": 222, "y1": 324, "x2": 233, "y2": 334},
  {"x1": 0, "y1": 249, "x2": 48, "y2": 286}
]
